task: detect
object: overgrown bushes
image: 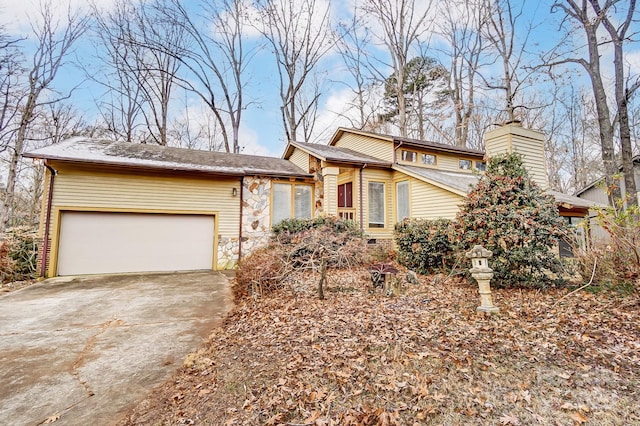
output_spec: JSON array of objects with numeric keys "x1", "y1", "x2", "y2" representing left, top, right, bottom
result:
[
  {"x1": 395, "y1": 154, "x2": 569, "y2": 289},
  {"x1": 395, "y1": 218, "x2": 456, "y2": 275},
  {"x1": 0, "y1": 227, "x2": 38, "y2": 283},
  {"x1": 235, "y1": 217, "x2": 368, "y2": 299},
  {"x1": 574, "y1": 204, "x2": 640, "y2": 291}
]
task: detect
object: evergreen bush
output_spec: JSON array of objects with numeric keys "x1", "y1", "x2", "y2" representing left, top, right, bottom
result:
[
  {"x1": 454, "y1": 153, "x2": 568, "y2": 288},
  {"x1": 394, "y1": 218, "x2": 456, "y2": 274}
]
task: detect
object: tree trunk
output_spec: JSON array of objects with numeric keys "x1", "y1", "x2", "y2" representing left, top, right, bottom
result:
[{"x1": 317, "y1": 259, "x2": 326, "y2": 300}]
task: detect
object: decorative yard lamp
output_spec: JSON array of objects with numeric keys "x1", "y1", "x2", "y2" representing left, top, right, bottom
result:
[{"x1": 465, "y1": 245, "x2": 499, "y2": 313}]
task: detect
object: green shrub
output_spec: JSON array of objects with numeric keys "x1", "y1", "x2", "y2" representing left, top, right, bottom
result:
[
  {"x1": 394, "y1": 218, "x2": 456, "y2": 274},
  {"x1": 272, "y1": 216, "x2": 362, "y2": 241},
  {"x1": 454, "y1": 153, "x2": 568, "y2": 288}
]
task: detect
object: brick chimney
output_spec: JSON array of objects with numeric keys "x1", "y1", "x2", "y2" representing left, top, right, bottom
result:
[{"x1": 484, "y1": 121, "x2": 549, "y2": 189}]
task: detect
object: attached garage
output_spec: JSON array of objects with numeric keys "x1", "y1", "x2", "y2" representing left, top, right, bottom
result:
[
  {"x1": 56, "y1": 211, "x2": 215, "y2": 275},
  {"x1": 24, "y1": 138, "x2": 312, "y2": 277}
]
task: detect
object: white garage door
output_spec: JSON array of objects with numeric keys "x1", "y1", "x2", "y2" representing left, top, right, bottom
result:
[{"x1": 57, "y1": 212, "x2": 215, "y2": 276}]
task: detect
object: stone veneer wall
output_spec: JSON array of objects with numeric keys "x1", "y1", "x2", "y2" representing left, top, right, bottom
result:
[
  {"x1": 240, "y1": 176, "x2": 272, "y2": 257},
  {"x1": 309, "y1": 156, "x2": 324, "y2": 215},
  {"x1": 217, "y1": 236, "x2": 239, "y2": 269},
  {"x1": 217, "y1": 177, "x2": 272, "y2": 268}
]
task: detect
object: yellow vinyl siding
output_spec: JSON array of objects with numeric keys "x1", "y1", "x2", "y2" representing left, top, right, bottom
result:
[
  {"x1": 362, "y1": 168, "x2": 393, "y2": 239},
  {"x1": 510, "y1": 140, "x2": 547, "y2": 188},
  {"x1": 43, "y1": 162, "x2": 240, "y2": 275},
  {"x1": 485, "y1": 125, "x2": 548, "y2": 188},
  {"x1": 289, "y1": 148, "x2": 310, "y2": 172},
  {"x1": 333, "y1": 133, "x2": 394, "y2": 162},
  {"x1": 436, "y1": 153, "x2": 475, "y2": 172},
  {"x1": 408, "y1": 177, "x2": 464, "y2": 220}
]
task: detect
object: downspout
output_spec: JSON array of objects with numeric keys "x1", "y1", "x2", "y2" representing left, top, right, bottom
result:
[
  {"x1": 238, "y1": 176, "x2": 244, "y2": 264},
  {"x1": 359, "y1": 164, "x2": 366, "y2": 231},
  {"x1": 393, "y1": 141, "x2": 404, "y2": 163},
  {"x1": 41, "y1": 161, "x2": 56, "y2": 278}
]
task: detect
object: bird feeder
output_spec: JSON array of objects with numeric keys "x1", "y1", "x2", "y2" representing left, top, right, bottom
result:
[{"x1": 465, "y1": 245, "x2": 499, "y2": 313}]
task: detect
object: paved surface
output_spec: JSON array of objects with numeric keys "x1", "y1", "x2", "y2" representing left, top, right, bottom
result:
[{"x1": 0, "y1": 271, "x2": 233, "y2": 425}]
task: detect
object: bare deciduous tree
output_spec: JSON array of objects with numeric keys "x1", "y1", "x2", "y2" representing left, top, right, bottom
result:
[
  {"x1": 0, "y1": 2, "x2": 88, "y2": 233},
  {"x1": 480, "y1": 0, "x2": 540, "y2": 123},
  {"x1": 362, "y1": 0, "x2": 434, "y2": 137},
  {"x1": 549, "y1": 0, "x2": 638, "y2": 206},
  {"x1": 157, "y1": 0, "x2": 256, "y2": 153},
  {"x1": 334, "y1": 10, "x2": 381, "y2": 131},
  {"x1": 437, "y1": 0, "x2": 487, "y2": 147},
  {"x1": 91, "y1": 1, "x2": 145, "y2": 142},
  {"x1": 93, "y1": 0, "x2": 184, "y2": 146},
  {"x1": 259, "y1": 0, "x2": 336, "y2": 142}
]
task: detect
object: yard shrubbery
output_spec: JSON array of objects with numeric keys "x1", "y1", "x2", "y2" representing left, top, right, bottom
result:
[
  {"x1": 394, "y1": 218, "x2": 456, "y2": 275},
  {"x1": 235, "y1": 217, "x2": 368, "y2": 300},
  {"x1": 0, "y1": 227, "x2": 38, "y2": 283},
  {"x1": 574, "y1": 203, "x2": 640, "y2": 292},
  {"x1": 395, "y1": 154, "x2": 569, "y2": 289}
]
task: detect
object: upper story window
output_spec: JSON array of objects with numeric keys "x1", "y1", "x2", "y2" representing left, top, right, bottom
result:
[
  {"x1": 459, "y1": 159, "x2": 472, "y2": 170},
  {"x1": 475, "y1": 161, "x2": 486, "y2": 171},
  {"x1": 401, "y1": 150, "x2": 417, "y2": 162},
  {"x1": 421, "y1": 153, "x2": 436, "y2": 165},
  {"x1": 272, "y1": 182, "x2": 312, "y2": 225}
]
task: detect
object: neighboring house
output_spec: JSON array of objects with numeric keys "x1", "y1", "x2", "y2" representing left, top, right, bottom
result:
[
  {"x1": 25, "y1": 123, "x2": 595, "y2": 277},
  {"x1": 575, "y1": 155, "x2": 640, "y2": 241},
  {"x1": 575, "y1": 155, "x2": 640, "y2": 206}
]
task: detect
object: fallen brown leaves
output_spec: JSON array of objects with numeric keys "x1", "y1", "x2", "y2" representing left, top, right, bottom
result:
[{"x1": 120, "y1": 269, "x2": 640, "y2": 425}]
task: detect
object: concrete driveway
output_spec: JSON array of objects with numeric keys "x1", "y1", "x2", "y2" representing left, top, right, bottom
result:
[{"x1": 0, "y1": 271, "x2": 233, "y2": 425}]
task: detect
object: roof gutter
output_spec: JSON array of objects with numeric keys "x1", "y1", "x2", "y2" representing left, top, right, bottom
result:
[{"x1": 41, "y1": 161, "x2": 56, "y2": 278}]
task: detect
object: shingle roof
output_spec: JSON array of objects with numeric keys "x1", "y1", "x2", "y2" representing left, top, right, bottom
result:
[
  {"x1": 23, "y1": 138, "x2": 311, "y2": 178},
  {"x1": 329, "y1": 127, "x2": 485, "y2": 157},
  {"x1": 395, "y1": 164, "x2": 480, "y2": 194},
  {"x1": 396, "y1": 165, "x2": 603, "y2": 210},
  {"x1": 546, "y1": 190, "x2": 604, "y2": 209},
  {"x1": 286, "y1": 140, "x2": 391, "y2": 166}
]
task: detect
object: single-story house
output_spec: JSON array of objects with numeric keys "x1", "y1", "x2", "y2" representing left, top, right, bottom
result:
[{"x1": 25, "y1": 123, "x2": 596, "y2": 277}]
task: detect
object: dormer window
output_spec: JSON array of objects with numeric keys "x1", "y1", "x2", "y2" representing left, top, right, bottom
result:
[
  {"x1": 401, "y1": 150, "x2": 416, "y2": 162},
  {"x1": 421, "y1": 154, "x2": 436, "y2": 165},
  {"x1": 475, "y1": 161, "x2": 486, "y2": 171},
  {"x1": 459, "y1": 159, "x2": 472, "y2": 170}
]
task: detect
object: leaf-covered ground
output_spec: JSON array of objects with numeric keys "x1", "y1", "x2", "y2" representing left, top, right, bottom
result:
[{"x1": 120, "y1": 270, "x2": 640, "y2": 425}]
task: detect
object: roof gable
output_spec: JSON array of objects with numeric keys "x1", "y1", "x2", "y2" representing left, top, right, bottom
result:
[
  {"x1": 283, "y1": 140, "x2": 391, "y2": 167},
  {"x1": 329, "y1": 127, "x2": 485, "y2": 158}
]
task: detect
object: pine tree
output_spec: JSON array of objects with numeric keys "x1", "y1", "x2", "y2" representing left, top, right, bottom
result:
[{"x1": 455, "y1": 153, "x2": 567, "y2": 288}]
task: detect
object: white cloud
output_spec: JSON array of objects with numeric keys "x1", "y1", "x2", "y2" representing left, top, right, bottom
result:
[
  {"x1": 238, "y1": 125, "x2": 275, "y2": 157},
  {"x1": 0, "y1": 0, "x2": 110, "y2": 35},
  {"x1": 310, "y1": 84, "x2": 384, "y2": 144}
]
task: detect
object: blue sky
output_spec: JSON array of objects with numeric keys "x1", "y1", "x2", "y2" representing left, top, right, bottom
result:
[{"x1": 2, "y1": 0, "x2": 638, "y2": 159}]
